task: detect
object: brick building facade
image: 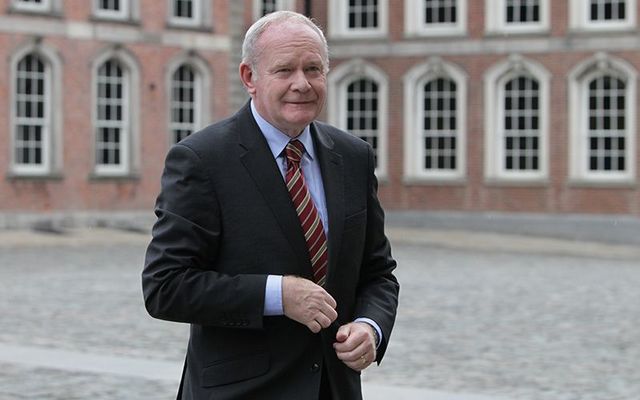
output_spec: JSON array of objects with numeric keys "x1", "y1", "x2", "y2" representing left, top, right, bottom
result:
[{"x1": 1, "y1": 0, "x2": 639, "y2": 216}]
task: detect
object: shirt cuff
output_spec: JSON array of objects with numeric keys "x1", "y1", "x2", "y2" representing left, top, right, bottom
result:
[
  {"x1": 354, "y1": 317, "x2": 383, "y2": 349},
  {"x1": 263, "y1": 275, "x2": 284, "y2": 316}
]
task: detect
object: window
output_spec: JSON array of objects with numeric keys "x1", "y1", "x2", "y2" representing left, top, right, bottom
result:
[
  {"x1": 485, "y1": 0, "x2": 549, "y2": 33},
  {"x1": 405, "y1": 0, "x2": 467, "y2": 36},
  {"x1": 587, "y1": 76, "x2": 626, "y2": 172},
  {"x1": 590, "y1": 0, "x2": 627, "y2": 21},
  {"x1": 94, "y1": 0, "x2": 130, "y2": 20},
  {"x1": 95, "y1": 59, "x2": 129, "y2": 174},
  {"x1": 12, "y1": 54, "x2": 50, "y2": 174},
  {"x1": 11, "y1": 0, "x2": 52, "y2": 12},
  {"x1": 403, "y1": 58, "x2": 466, "y2": 181},
  {"x1": 503, "y1": 76, "x2": 540, "y2": 172},
  {"x1": 169, "y1": 0, "x2": 202, "y2": 26},
  {"x1": 329, "y1": 0, "x2": 388, "y2": 38},
  {"x1": 170, "y1": 65, "x2": 198, "y2": 143},
  {"x1": 253, "y1": 0, "x2": 295, "y2": 19},
  {"x1": 347, "y1": 79, "x2": 380, "y2": 166},
  {"x1": 568, "y1": 54, "x2": 636, "y2": 183},
  {"x1": 570, "y1": 0, "x2": 636, "y2": 30},
  {"x1": 422, "y1": 78, "x2": 458, "y2": 172},
  {"x1": 484, "y1": 55, "x2": 550, "y2": 182},
  {"x1": 166, "y1": 54, "x2": 210, "y2": 146},
  {"x1": 328, "y1": 60, "x2": 388, "y2": 177}
]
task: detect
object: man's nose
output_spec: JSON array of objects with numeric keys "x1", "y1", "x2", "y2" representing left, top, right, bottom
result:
[{"x1": 290, "y1": 69, "x2": 311, "y2": 92}]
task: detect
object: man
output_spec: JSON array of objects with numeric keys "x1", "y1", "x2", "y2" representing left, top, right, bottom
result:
[{"x1": 142, "y1": 11, "x2": 399, "y2": 400}]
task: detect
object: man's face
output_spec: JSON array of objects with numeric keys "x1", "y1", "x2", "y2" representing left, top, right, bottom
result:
[{"x1": 240, "y1": 23, "x2": 327, "y2": 138}]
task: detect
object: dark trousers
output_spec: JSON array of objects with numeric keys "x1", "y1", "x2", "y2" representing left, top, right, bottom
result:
[{"x1": 319, "y1": 366, "x2": 333, "y2": 400}]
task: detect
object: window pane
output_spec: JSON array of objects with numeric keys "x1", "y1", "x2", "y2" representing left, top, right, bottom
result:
[
  {"x1": 590, "y1": 0, "x2": 627, "y2": 21},
  {"x1": 348, "y1": 0, "x2": 379, "y2": 29},
  {"x1": 14, "y1": 54, "x2": 47, "y2": 167},
  {"x1": 170, "y1": 65, "x2": 198, "y2": 144},
  {"x1": 503, "y1": 76, "x2": 540, "y2": 171},
  {"x1": 587, "y1": 75, "x2": 627, "y2": 172},
  {"x1": 423, "y1": 78, "x2": 457, "y2": 171},
  {"x1": 424, "y1": 0, "x2": 458, "y2": 24},
  {"x1": 95, "y1": 59, "x2": 126, "y2": 167},
  {"x1": 347, "y1": 78, "x2": 380, "y2": 167}
]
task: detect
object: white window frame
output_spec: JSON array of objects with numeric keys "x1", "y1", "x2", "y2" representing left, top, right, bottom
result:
[
  {"x1": 166, "y1": 53, "x2": 211, "y2": 147},
  {"x1": 405, "y1": 0, "x2": 467, "y2": 37},
  {"x1": 328, "y1": 59, "x2": 389, "y2": 179},
  {"x1": 168, "y1": 0, "x2": 203, "y2": 27},
  {"x1": 93, "y1": 0, "x2": 130, "y2": 20},
  {"x1": 9, "y1": 42, "x2": 62, "y2": 177},
  {"x1": 570, "y1": 0, "x2": 637, "y2": 31},
  {"x1": 11, "y1": 0, "x2": 52, "y2": 12},
  {"x1": 329, "y1": 0, "x2": 389, "y2": 39},
  {"x1": 252, "y1": 0, "x2": 295, "y2": 20},
  {"x1": 91, "y1": 47, "x2": 140, "y2": 177},
  {"x1": 568, "y1": 53, "x2": 637, "y2": 184},
  {"x1": 484, "y1": 55, "x2": 550, "y2": 183},
  {"x1": 403, "y1": 57, "x2": 467, "y2": 182},
  {"x1": 485, "y1": 0, "x2": 549, "y2": 34}
]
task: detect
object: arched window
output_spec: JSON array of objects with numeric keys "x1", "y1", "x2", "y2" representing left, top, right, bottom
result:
[
  {"x1": 346, "y1": 78, "x2": 380, "y2": 166},
  {"x1": 568, "y1": 54, "x2": 636, "y2": 183},
  {"x1": 484, "y1": 55, "x2": 550, "y2": 182},
  {"x1": 91, "y1": 47, "x2": 140, "y2": 177},
  {"x1": 503, "y1": 76, "x2": 540, "y2": 172},
  {"x1": 328, "y1": 60, "x2": 388, "y2": 177},
  {"x1": 403, "y1": 58, "x2": 466, "y2": 181},
  {"x1": 170, "y1": 64, "x2": 198, "y2": 143},
  {"x1": 422, "y1": 77, "x2": 458, "y2": 172},
  {"x1": 13, "y1": 54, "x2": 50, "y2": 174},
  {"x1": 166, "y1": 54, "x2": 211, "y2": 146},
  {"x1": 95, "y1": 59, "x2": 129, "y2": 172}
]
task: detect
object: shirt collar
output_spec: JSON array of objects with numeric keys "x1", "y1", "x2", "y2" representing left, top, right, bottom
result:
[{"x1": 250, "y1": 100, "x2": 316, "y2": 161}]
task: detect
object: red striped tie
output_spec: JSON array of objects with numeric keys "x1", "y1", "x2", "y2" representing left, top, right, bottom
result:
[{"x1": 285, "y1": 140, "x2": 328, "y2": 286}]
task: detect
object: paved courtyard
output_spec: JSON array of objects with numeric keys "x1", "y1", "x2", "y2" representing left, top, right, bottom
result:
[{"x1": 0, "y1": 217, "x2": 639, "y2": 399}]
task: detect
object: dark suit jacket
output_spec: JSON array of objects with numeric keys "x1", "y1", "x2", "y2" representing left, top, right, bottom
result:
[{"x1": 142, "y1": 102, "x2": 399, "y2": 400}]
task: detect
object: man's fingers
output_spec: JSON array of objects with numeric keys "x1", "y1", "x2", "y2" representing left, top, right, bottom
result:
[
  {"x1": 307, "y1": 319, "x2": 322, "y2": 334},
  {"x1": 282, "y1": 276, "x2": 338, "y2": 332},
  {"x1": 335, "y1": 323, "x2": 350, "y2": 342}
]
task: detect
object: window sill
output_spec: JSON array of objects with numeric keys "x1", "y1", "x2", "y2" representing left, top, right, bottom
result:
[
  {"x1": 568, "y1": 179, "x2": 636, "y2": 189},
  {"x1": 6, "y1": 172, "x2": 64, "y2": 181},
  {"x1": 89, "y1": 15, "x2": 140, "y2": 26},
  {"x1": 484, "y1": 178, "x2": 549, "y2": 187},
  {"x1": 165, "y1": 21, "x2": 213, "y2": 33},
  {"x1": 88, "y1": 172, "x2": 140, "y2": 182},
  {"x1": 402, "y1": 176, "x2": 467, "y2": 186}
]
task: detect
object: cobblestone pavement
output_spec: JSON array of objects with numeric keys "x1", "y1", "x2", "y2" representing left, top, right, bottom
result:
[{"x1": 0, "y1": 227, "x2": 639, "y2": 399}]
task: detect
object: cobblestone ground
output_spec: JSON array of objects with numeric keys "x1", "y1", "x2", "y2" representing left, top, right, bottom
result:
[{"x1": 0, "y1": 228, "x2": 639, "y2": 399}]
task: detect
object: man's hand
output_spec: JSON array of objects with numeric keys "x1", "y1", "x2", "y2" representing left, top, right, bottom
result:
[
  {"x1": 333, "y1": 322, "x2": 377, "y2": 371},
  {"x1": 282, "y1": 276, "x2": 337, "y2": 333}
]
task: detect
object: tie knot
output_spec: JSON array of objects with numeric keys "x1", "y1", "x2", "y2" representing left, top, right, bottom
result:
[{"x1": 285, "y1": 140, "x2": 305, "y2": 164}]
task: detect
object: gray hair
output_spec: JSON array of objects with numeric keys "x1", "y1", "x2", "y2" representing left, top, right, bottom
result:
[{"x1": 241, "y1": 11, "x2": 330, "y2": 75}]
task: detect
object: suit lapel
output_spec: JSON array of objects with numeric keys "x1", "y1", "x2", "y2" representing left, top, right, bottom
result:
[
  {"x1": 236, "y1": 104, "x2": 311, "y2": 275},
  {"x1": 311, "y1": 123, "x2": 344, "y2": 287}
]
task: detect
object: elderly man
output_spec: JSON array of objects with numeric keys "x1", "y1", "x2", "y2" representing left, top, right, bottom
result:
[{"x1": 142, "y1": 10, "x2": 399, "y2": 400}]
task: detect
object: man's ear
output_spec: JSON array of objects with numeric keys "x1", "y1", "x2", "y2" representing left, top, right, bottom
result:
[{"x1": 239, "y1": 63, "x2": 256, "y2": 95}]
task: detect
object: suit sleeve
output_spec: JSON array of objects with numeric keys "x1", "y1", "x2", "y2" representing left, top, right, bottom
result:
[
  {"x1": 142, "y1": 143, "x2": 267, "y2": 329},
  {"x1": 355, "y1": 144, "x2": 400, "y2": 362}
]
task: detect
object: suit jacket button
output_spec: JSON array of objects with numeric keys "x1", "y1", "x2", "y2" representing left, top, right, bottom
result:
[{"x1": 310, "y1": 363, "x2": 320, "y2": 373}]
